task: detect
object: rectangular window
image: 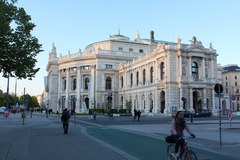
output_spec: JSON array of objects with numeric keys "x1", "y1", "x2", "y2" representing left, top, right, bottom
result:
[
  {"x1": 139, "y1": 49, "x2": 144, "y2": 53},
  {"x1": 226, "y1": 82, "x2": 228, "y2": 87},
  {"x1": 106, "y1": 64, "x2": 112, "y2": 69},
  {"x1": 225, "y1": 76, "x2": 227, "y2": 80},
  {"x1": 129, "y1": 48, "x2": 133, "y2": 52},
  {"x1": 118, "y1": 47, "x2": 123, "y2": 51},
  {"x1": 236, "y1": 82, "x2": 238, "y2": 86},
  {"x1": 226, "y1": 88, "x2": 228, "y2": 93},
  {"x1": 235, "y1": 76, "x2": 237, "y2": 79}
]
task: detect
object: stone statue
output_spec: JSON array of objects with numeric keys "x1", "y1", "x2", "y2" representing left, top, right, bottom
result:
[
  {"x1": 176, "y1": 36, "x2": 181, "y2": 44},
  {"x1": 51, "y1": 42, "x2": 56, "y2": 54},
  {"x1": 136, "y1": 29, "x2": 140, "y2": 40},
  {"x1": 209, "y1": 42, "x2": 213, "y2": 49}
]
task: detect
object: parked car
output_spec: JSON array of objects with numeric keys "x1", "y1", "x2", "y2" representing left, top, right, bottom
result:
[
  {"x1": 183, "y1": 111, "x2": 194, "y2": 118},
  {"x1": 195, "y1": 109, "x2": 212, "y2": 117}
]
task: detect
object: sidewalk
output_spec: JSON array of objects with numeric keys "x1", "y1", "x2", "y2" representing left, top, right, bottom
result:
[{"x1": 0, "y1": 113, "x2": 131, "y2": 160}]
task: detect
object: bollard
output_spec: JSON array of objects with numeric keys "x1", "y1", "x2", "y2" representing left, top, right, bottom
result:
[{"x1": 190, "y1": 114, "x2": 193, "y2": 123}]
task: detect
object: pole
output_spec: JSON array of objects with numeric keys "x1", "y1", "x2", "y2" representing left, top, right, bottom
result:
[
  {"x1": 14, "y1": 78, "x2": 17, "y2": 108},
  {"x1": 218, "y1": 85, "x2": 222, "y2": 148},
  {"x1": 6, "y1": 74, "x2": 10, "y2": 109},
  {"x1": 23, "y1": 88, "x2": 25, "y2": 125}
]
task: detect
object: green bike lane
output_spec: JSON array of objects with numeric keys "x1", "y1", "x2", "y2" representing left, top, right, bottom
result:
[{"x1": 85, "y1": 126, "x2": 239, "y2": 160}]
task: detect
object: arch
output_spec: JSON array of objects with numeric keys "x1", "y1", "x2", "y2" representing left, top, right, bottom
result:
[
  {"x1": 105, "y1": 77, "x2": 112, "y2": 90},
  {"x1": 160, "y1": 91, "x2": 165, "y2": 113},
  {"x1": 134, "y1": 95, "x2": 138, "y2": 109},
  {"x1": 121, "y1": 96, "x2": 123, "y2": 109},
  {"x1": 143, "y1": 69, "x2": 146, "y2": 85},
  {"x1": 121, "y1": 76, "x2": 123, "y2": 88},
  {"x1": 85, "y1": 78, "x2": 89, "y2": 90},
  {"x1": 85, "y1": 97, "x2": 89, "y2": 109},
  {"x1": 150, "y1": 67, "x2": 153, "y2": 83},
  {"x1": 192, "y1": 62, "x2": 198, "y2": 79},
  {"x1": 136, "y1": 71, "x2": 139, "y2": 86},
  {"x1": 72, "y1": 78, "x2": 76, "y2": 90},
  {"x1": 150, "y1": 93, "x2": 153, "y2": 112},
  {"x1": 160, "y1": 62, "x2": 165, "y2": 80},
  {"x1": 130, "y1": 73, "x2": 133, "y2": 87},
  {"x1": 193, "y1": 91, "x2": 201, "y2": 112}
]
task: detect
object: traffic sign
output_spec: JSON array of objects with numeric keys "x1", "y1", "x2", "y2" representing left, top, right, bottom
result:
[
  {"x1": 181, "y1": 97, "x2": 186, "y2": 102},
  {"x1": 214, "y1": 83, "x2": 223, "y2": 94},
  {"x1": 108, "y1": 92, "x2": 112, "y2": 97},
  {"x1": 231, "y1": 96, "x2": 236, "y2": 101}
]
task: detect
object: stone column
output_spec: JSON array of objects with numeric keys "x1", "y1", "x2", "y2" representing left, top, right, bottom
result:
[
  {"x1": 154, "y1": 90, "x2": 158, "y2": 113},
  {"x1": 211, "y1": 58, "x2": 214, "y2": 81},
  {"x1": 189, "y1": 88, "x2": 194, "y2": 112},
  {"x1": 154, "y1": 61, "x2": 157, "y2": 83},
  {"x1": 89, "y1": 65, "x2": 95, "y2": 109},
  {"x1": 179, "y1": 88, "x2": 183, "y2": 110},
  {"x1": 65, "y1": 68, "x2": 69, "y2": 109},
  {"x1": 212, "y1": 89, "x2": 216, "y2": 110},
  {"x1": 58, "y1": 70, "x2": 61, "y2": 112},
  {"x1": 202, "y1": 58, "x2": 205, "y2": 80},
  {"x1": 188, "y1": 57, "x2": 192, "y2": 81},
  {"x1": 203, "y1": 88, "x2": 207, "y2": 109},
  {"x1": 76, "y1": 67, "x2": 81, "y2": 113},
  {"x1": 179, "y1": 56, "x2": 182, "y2": 77}
]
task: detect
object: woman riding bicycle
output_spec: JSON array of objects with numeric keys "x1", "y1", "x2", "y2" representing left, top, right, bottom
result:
[{"x1": 171, "y1": 111, "x2": 195, "y2": 159}]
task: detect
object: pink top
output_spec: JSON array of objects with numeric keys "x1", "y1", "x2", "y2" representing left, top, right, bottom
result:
[{"x1": 171, "y1": 119, "x2": 192, "y2": 136}]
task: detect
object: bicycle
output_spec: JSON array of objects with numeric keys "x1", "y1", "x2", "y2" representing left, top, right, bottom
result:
[{"x1": 167, "y1": 136, "x2": 197, "y2": 160}]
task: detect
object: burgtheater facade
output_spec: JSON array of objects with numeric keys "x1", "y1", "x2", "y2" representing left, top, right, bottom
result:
[{"x1": 45, "y1": 31, "x2": 219, "y2": 114}]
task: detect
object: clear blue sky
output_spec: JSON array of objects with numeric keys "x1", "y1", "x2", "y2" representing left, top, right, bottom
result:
[{"x1": 1, "y1": 0, "x2": 240, "y2": 96}]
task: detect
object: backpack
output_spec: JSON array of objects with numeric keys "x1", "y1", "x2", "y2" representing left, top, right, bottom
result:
[{"x1": 165, "y1": 134, "x2": 177, "y2": 143}]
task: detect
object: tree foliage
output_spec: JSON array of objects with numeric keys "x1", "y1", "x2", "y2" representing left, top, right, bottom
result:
[
  {"x1": 0, "y1": 0, "x2": 42, "y2": 79},
  {"x1": 125, "y1": 100, "x2": 132, "y2": 113},
  {"x1": 19, "y1": 94, "x2": 39, "y2": 108}
]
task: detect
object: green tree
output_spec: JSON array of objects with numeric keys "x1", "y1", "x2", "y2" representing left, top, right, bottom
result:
[
  {"x1": 0, "y1": 0, "x2": 42, "y2": 79},
  {"x1": 125, "y1": 100, "x2": 132, "y2": 113},
  {"x1": 0, "y1": 92, "x2": 14, "y2": 107}
]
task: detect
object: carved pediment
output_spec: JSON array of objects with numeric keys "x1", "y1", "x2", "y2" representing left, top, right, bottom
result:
[{"x1": 186, "y1": 46, "x2": 206, "y2": 53}]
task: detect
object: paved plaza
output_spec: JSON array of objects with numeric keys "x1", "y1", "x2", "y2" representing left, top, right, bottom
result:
[{"x1": 0, "y1": 112, "x2": 239, "y2": 160}]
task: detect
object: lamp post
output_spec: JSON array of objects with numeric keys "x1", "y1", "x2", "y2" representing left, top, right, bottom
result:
[{"x1": 6, "y1": 74, "x2": 10, "y2": 109}]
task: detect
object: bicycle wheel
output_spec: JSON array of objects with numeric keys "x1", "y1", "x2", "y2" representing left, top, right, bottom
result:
[
  {"x1": 167, "y1": 144, "x2": 175, "y2": 160},
  {"x1": 183, "y1": 149, "x2": 197, "y2": 160}
]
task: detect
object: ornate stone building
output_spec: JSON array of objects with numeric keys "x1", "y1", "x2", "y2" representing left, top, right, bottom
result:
[
  {"x1": 221, "y1": 65, "x2": 240, "y2": 111},
  {"x1": 45, "y1": 31, "x2": 219, "y2": 114}
]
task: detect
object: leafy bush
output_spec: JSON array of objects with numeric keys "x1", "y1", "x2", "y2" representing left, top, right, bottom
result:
[
  {"x1": 119, "y1": 109, "x2": 127, "y2": 113},
  {"x1": 93, "y1": 108, "x2": 104, "y2": 113},
  {"x1": 111, "y1": 109, "x2": 118, "y2": 113}
]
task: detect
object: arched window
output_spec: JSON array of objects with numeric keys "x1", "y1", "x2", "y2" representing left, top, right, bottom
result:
[
  {"x1": 192, "y1": 62, "x2": 198, "y2": 79},
  {"x1": 63, "y1": 78, "x2": 66, "y2": 91},
  {"x1": 121, "y1": 76, "x2": 123, "y2": 88},
  {"x1": 143, "y1": 69, "x2": 146, "y2": 85},
  {"x1": 136, "y1": 71, "x2": 139, "y2": 86},
  {"x1": 73, "y1": 78, "x2": 76, "y2": 90},
  {"x1": 160, "y1": 62, "x2": 165, "y2": 80},
  {"x1": 106, "y1": 77, "x2": 112, "y2": 90},
  {"x1": 150, "y1": 67, "x2": 153, "y2": 83},
  {"x1": 130, "y1": 73, "x2": 133, "y2": 87},
  {"x1": 85, "y1": 78, "x2": 89, "y2": 90}
]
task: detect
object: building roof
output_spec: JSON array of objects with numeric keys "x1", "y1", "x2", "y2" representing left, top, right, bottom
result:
[{"x1": 222, "y1": 65, "x2": 240, "y2": 73}]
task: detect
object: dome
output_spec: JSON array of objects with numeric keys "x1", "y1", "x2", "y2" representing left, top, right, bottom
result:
[{"x1": 109, "y1": 34, "x2": 130, "y2": 41}]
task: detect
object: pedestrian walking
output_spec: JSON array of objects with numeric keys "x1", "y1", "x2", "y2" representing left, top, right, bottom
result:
[
  {"x1": 89, "y1": 109, "x2": 93, "y2": 120},
  {"x1": 137, "y1": 109, "x2": 141, "y2": 121},
  {"x1": 61, "y1": 108, "x2": 71, "y2": 134},
  {"x1": 93, "y1": 110, "x2": 97, "y2": 120},
  {"x1": 133, "y1": 109, "x2": 137, "y2": 121},
  {"x1": 108, "y1": 109, "x2": 114, "y2": 120}
]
